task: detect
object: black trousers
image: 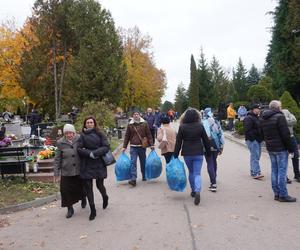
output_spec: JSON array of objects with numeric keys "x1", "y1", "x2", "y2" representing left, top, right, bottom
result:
[
  {"x1": 163, "y1": 152, "x2": 173, "y2": 164},
  {"x1": 83, "y1": 178, "x2": 107, "y2": 207}
]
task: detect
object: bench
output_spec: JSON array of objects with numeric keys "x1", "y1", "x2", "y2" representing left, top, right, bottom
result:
[{"x1": 0, "y1": 147, "x2": 28, "y2": 182}]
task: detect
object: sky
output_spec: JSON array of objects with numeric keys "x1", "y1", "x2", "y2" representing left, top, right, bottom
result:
[{"x1": 0, "y1": 0, "x2": 277, "y2": 102}]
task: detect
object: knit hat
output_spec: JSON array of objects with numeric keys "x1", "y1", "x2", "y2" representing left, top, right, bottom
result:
[
  {"x1": 204, "y1": 107, "x2": 213, "y2": 118},
  {"x1": 63, "y1": 124, "x2": 76, "y2": 134}
]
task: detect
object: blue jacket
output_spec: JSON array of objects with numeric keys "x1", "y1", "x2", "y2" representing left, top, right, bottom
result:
[{"x1": 144, "y1": 113, "x2": 156, "y2": 129}]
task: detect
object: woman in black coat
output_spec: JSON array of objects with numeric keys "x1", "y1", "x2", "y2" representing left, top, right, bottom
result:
[{"x1": 77, "y1": 116, "x2": 110, "y2": 220}]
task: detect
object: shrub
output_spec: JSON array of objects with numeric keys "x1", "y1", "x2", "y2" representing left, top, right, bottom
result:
[
  {"x1": 235, "y1": 120, "x2": 244, "y2": 135},
  {"x1": 247, "y1": 85, "x2": 272, "y2": 104}
]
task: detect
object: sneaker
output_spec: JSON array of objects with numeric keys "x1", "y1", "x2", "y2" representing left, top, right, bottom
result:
[
  {"x1": 128, "y1": 180, "x2": 136, "y2": 187},
  {"x1": 190, "y1": 191, "x2": 196, "y2": 198},
  {"x1": 278, "y1": 195, "x2": 296, "y2": 202},
  {"x1": 274, "y1": 195, "x2": 279, "y2": 201},
  {"x1": 253, "y1": 174, "x2": 264, "y2": 179},
  {"x1": 194, "y1": 192, "x2": 200, "y2": 205},
  {"x1": 142, "y1": 177, "x2": 147, "y2": 181},
  {"x1": 209, "y1": 184, "x2": 217, "y2": 192},
  {"x1": 286, "y1": 178, "x2": 292, "y2": 184}
]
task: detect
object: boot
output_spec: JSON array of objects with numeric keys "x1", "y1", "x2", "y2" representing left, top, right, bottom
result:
[
  {"x1": 103, "y1": 195, "x2": 109, "y2": 209},
  {"x1": 66, "y1": 206, "x2": 74, "y2": 219},
  {"x1": 81, "y1": 197, "x2": 87, "y2": 209},
  {"x1": 89, "y1": 205, "x2": 96, "y2": 221},
  {"x1": 194, "y1": 192, "x2": 200, "y2": 205}
]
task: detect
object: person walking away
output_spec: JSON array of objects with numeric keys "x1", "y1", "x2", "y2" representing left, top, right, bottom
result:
[
  {"x1": 154, "y1": 108, "x2": 162, "y2": 138},
  {"x1": 122, "y1": 111, "x2": 154, "y2": 186},
  {"x1": 260, "y1": 100, "x2": 296, "y2": 202},
  {"x1": 174, "y1": 108, "x2": 211, "y2": 205},
  {"x1": 157, "y1": 116, "x2": 176, "y2": 164},
  {"x1": 237, "y1": 105, "x2": 247, "y2": 121},
  {"x1": 282, "y1": 109, "x2": 300, "y2": 182},
  {"x1": 243, "y1": 104, "x2": 264, "y2": 179},
  {"x1": 227, "y1": 103, "x2": 236, "y2": 131},
  {"x1": 54, "y1": 124, "x2": 84, "y2": 218},
  {"x1": 77, "y1": 116, "x2": 110, "y2": 220},
  {"x1": 202, "y1": 108, "x2": 225, "y2": 192},
  {"x1": 144, "y1": 108, "x2": 156, "y2": 143},
  {"x1": 29, "y1": 109, "x2": 42, "y2": 136}
]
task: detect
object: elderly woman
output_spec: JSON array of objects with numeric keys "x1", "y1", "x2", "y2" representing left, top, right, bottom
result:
[
  {"x1": 77, "y1": 116, "x2": 110, "y2": 221},
  {"x1": 54, "y1": 124, "x2": 84, "y2": 219}
]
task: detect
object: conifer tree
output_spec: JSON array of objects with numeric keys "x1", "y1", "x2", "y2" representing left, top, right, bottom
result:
[{"x1": 188, "y1": 54, "x2": 199, "y2": 109}]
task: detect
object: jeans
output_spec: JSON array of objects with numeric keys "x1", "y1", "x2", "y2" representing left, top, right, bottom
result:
[
  {"x1": 183, "y1": 155, "x2": 204, "y2": 193},
  {"x1": 130, "y1": 146, "x2": 146, "y2": 180},
  {"x1": 291, "y1": 135, "x2": 299, "y2": 178},
  {"x1": 268, "y1": 151, "x2": 289, "y2": 197},
  {"x1": 205, "y1": 151, "x2": 218, "y2": 185},
  {"x1": 246, "y1": 140, "x2": 262, "y2": 176}
]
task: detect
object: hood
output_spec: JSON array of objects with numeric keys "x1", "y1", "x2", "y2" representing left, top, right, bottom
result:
[
  {"x1": 261, "y1": 109, "x2": 281, "y2": 120},
  {"x1": 129, "y1": 117, "x2": 146, "y2": 124}
]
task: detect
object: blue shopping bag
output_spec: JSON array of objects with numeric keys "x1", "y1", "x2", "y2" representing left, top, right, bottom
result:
[
  {"x1": 166, "y1": 157, "x2": 186, "y2": 192},
  {"x1": 115, "y1": 152, "x2": 131, "y2": 181},
  {"x1": 145, "y1": 150, "x2": 162, "y2": 180}
]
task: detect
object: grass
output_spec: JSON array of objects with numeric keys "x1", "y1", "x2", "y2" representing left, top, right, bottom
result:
[{"x1": 0, "y1": 176, "x2": 59, "y2": 208}]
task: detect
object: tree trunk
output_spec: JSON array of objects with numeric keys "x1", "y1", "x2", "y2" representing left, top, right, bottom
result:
[
  {"x1": 58, "y1": 38, "x2": 67, "y2": 117},
  {"x1": 53, "y1": 39, "x2": 58, "y2": 121}
]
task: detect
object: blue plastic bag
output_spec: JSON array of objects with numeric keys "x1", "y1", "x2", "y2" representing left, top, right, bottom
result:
[
  {"x1": 145, "y1": 150, "x2": 162, "y2": 180},
  {"x1": 166, "y1": 157, "x2": 187, "y2": 192},
  {"x1": 115, "y1": 152, "x2": 131, "y2": 181}
]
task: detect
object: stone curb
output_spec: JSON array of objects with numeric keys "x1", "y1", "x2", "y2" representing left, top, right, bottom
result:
[{"x1": 0, "y1": 141, "x2": 123, "y2": 214}]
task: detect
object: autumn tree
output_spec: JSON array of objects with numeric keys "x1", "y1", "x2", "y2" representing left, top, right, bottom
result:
[{"x1": 120, "y1": 26, "x2": 166, "y2": 111}]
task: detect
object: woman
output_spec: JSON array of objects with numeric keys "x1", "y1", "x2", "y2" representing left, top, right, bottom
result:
[
  {"x1": 174, "y1": 109, "x2": 211, "y2": 205},
  {"x1": 54, "y1": 124, "x2": 84, "y2": 219},
  {"x1": 77, "y1": 116, "x2": 110, "y2": 221},
  {"x1": 157, "y1": 116, "x2": 176, "y2": 164}
]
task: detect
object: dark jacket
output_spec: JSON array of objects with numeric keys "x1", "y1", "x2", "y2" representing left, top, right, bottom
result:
[
  {"x1": 54, "y1": 135, "x2": 81, "y2": 177},
  {"x1": 77, "y1": 128, "x2": 109, "y2": 179},
  {"x1": 29, "y1": 110, "x2": 42, "y2": 125},
  {"x1": 123, "y1": 118, "x2": 153, "y2": 148},
  {"x1": 243, "y1": 112, "x2": 263, "y2": 142},
  {"x1": 174, "y1": 122, "x2": 211, "y2": 157},
  {"x1": 260, "y1": 110, "x2": 293, "y2": 152},
  {"x1": 144, "y1": 113, "x2": 156, "y2": 130}
]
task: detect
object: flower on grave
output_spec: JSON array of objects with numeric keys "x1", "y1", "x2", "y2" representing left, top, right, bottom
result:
[{"x1": 37, "y1": 146, "x2": 57, "y2": 160}]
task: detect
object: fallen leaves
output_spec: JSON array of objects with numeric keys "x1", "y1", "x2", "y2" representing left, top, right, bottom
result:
[{"x1": 0, "y1": 218, "x2": 10, "y2": 228}]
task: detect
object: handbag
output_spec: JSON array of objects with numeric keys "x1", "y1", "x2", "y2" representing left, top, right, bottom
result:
[
  {"x1": 133, "y1": 126, "x2": 149, "y2": 148},
  {"x1": 102, "y1": 150, "x2": 116, "y2": 166},
  {"x1": 158, "y1": 128, "x2": 168, "y2": 149}
]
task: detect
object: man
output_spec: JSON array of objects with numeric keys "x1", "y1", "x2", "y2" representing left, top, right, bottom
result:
[
  {"x1": 144, "y1": 108, "x2": 156, "y2": 143},
  {"x1": 237, "y1": 105, "x2": 247, "y2": 121},
  {"x1": 243, "y1": 104, "x2": 264, "y2": 179},
  {"x1": 122, "y1": 111, "x2": 154, "y2": 186},
  {"x1": 154, "y1": 107, "x2": 162, "y2": 138},
  {"x1": 282, "y1": 109, "x2": 300, "y2": 182},
  {"x1": 260, "y1": 100, "x2": 296, "y2": 202},
  {"x1": 226, "y1": 103, "x2": 236, "y2": 131}
]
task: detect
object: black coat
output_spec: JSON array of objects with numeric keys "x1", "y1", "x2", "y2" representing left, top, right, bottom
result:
[
  {"x1": 260, "y1": 110, "x2": 293, "y2": 152},
  {"x1": 174, "y1": 122, "x2": 211, "y2": 157},
  {"x1": 243, "y1": 112, "x2": 263, "y2": 142},
  {"x1": 77, "y1": 129, "x2": 109, "y2": 179}
]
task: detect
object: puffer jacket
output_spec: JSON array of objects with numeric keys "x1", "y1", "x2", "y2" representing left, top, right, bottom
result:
[
  {"x1": 260, "y1": 110, "x2": 293, "y2": 152},
  {"x1": 77, "y1": 128, "x2": 109, "y2": 179},
  {"x1": 243, "y1": 111, "x2": 263, "y2": 143},
  {"x1": 54, "y1": 135, "x2": 81, "y2": 177}
]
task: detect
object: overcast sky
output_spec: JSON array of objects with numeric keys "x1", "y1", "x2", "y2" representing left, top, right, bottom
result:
[{"x1": 0, "y1": 0, "x2": 277, "y2": 102}]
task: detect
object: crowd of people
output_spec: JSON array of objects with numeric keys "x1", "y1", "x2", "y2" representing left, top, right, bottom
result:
[{"x1": 53, "y1": 99, "x2": 299, "y2": 221}]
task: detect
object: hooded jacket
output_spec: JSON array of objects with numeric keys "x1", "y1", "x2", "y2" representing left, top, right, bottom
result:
[{"x1": 260, "y1": 110, "x2": 293, "y2": 152}]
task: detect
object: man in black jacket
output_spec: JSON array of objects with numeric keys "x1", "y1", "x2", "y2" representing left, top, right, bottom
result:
[
  {"x1": 243, "y1": 104, "x2": 264, "y2": 179},
  {"x1": 260, "y1": 100, "x2": 296, "y2": 202}
]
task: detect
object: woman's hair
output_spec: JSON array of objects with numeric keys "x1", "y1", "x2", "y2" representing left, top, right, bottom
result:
[
  {"x1": 182, "y1": 109, "x2": 200, "y2": 123},
  {"x1": 82, "y1": 116, "x2": 100, "y2": 133},
  {"x1": 160, "y1": 115, "x2": 170, "y2": 124}
]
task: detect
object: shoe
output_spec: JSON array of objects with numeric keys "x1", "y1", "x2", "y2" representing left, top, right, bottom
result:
[
  {"x1": 296, "y1": 177, "x2": 300, "y2": 183},
  {"x1": 142, "y1": 177, "x2": 147, "y2": 181},
  {"x1": 128, "y1": 180, "x2": 136, "y2": 187},
  {"x1": 209, "y1": 184, "x2": 217, "y2": 192},
  {"x1": 274, "y1": 195, "x2": 279, "y2": 201},
  {"x1": 286, "y1": 178, "x2": 292, "y2": 184},
  {"x1": 278, "y1": 195, "x2": 296, "y2": 202},
  {"x1": 194, "y1": 192, "x2": 200, "y2": 205},
  {"x1": 66, "y1": 206, "x2": 74, "y2": 219},
  {"x1": 103, "y1": 195, "x2": 109, "y2": 209},
  {"x1": 81, "y1": 198, "x2": 87, "y2": 209},
  {"x1": 253, "y1": 174, "x2": 264, "y2": 179},
  {"x1": 89, "y1": 205, "x2": 97, "y2": 220},
  {"x1": 190, "y1": 191, "x2": 196, "y2": 198}
]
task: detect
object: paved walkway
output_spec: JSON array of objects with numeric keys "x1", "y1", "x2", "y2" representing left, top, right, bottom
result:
[{"x1": 1, "y1": 123, "x2": 300, "y2": 250}]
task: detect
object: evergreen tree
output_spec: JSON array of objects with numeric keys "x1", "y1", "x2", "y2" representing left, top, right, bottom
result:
[
  {"x1": 266, "y1": 0, "x2": 300, "y2": 102},
  {"x1": 161, "y1": 100, "x2": 174, "y2": 113},
  {"x1": 174, "y1": 82, "x2": 188, "y2": 114},
  {"x1": 232, "y1": 58, "x2": 248, "y2": 101},
  {"x1": 188, "y1": 54, "x2": 199, "y2": 109},
  {"x1": 247, "y1": 64, "x2": 260, "y2": 85}
]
